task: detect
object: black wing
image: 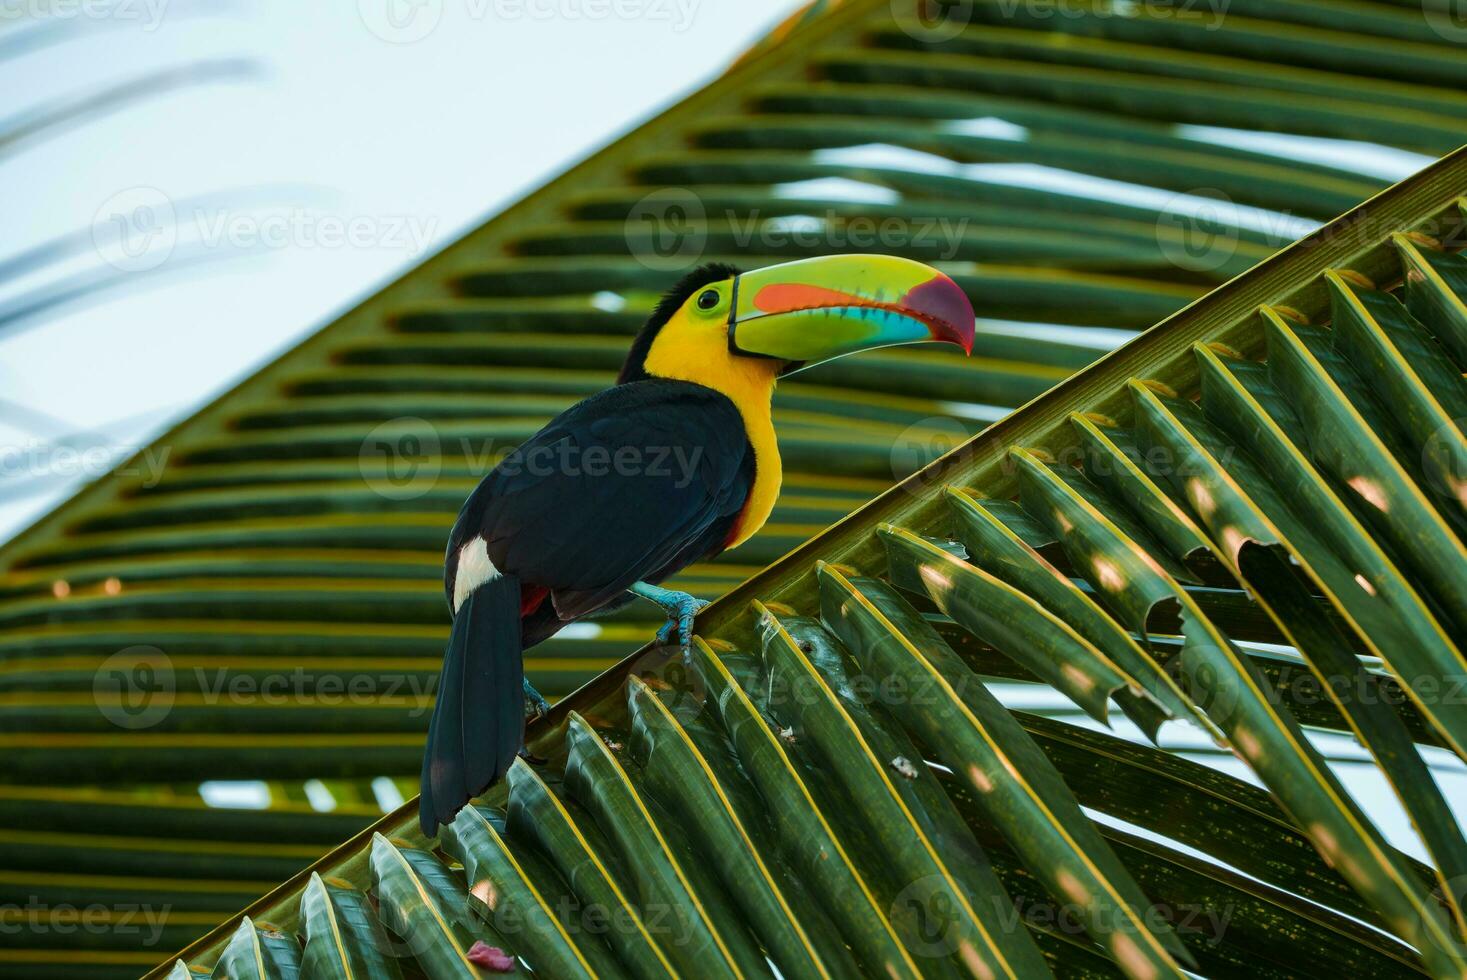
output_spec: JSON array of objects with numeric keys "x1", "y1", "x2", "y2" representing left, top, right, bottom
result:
[{"x1": 446, "y1": 380, "x2": 754, "y2": 617}]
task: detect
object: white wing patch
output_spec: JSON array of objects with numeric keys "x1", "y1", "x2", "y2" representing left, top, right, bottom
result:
[{"x1": 453, "y1": 536, "x2": 500, "y2": 613}]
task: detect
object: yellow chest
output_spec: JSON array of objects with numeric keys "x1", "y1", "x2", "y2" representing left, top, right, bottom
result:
[
  {"x1": 639, "y1": 315, "x2": 786, "y2": 551},
  {"x1": 726, "y1": 393, "x2": 781, "y2": 550},
  {"x1": 639, "y1": 314, "x2": 784, "y2": 553}
]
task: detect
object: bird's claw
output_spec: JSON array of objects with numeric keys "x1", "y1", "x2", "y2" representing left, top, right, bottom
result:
[
  {"x1": 523, "y1": 678, "x2": 551, "y2": 720},
  {"x1": 654, "y1": 594, "x2": 709, "y2": 654}
]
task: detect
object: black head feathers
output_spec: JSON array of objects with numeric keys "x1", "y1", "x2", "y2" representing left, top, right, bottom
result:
[{"x1": 617, "y1": 263, "x2": 741, "y2": 384}]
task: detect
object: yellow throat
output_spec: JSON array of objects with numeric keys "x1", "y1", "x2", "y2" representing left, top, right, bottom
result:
[{"x1": 641, "y1": 310, "x2": 783, "y2": 550}]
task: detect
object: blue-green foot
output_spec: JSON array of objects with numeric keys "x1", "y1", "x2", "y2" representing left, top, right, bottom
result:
[
  {"x1": 523, "y1": 678, "x2": 550, "y2": 720},
  {"x1": 629, "y1": 582, "x2": 709, "y2": 653}
]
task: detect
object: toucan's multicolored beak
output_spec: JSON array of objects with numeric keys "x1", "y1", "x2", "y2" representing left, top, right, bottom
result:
[{"x1": 726, "y1": 254, "x2": 974, "y2": 374}]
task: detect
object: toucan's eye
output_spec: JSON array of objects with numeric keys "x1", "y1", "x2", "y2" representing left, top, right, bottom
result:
[{"x1": 696, "y1": 289, "x2": 720, "y2": 311}]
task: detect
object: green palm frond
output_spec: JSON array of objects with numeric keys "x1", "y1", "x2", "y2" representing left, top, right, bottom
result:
[{"x1": 145, "y1": 148, "x2": 1467, "y2": 979}]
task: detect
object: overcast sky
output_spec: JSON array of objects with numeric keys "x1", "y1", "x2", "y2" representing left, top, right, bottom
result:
[{"x1": 0, "y1": 0, "x2": 805, "y2": 541}]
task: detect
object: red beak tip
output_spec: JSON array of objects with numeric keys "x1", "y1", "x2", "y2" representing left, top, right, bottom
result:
[{"x1": 905, "y1": 274, "x2": 975, "y2": 355}]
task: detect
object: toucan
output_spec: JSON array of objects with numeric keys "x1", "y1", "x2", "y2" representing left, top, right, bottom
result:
[{"x1": 419, "y1": 253, "x2": 975, "y2": 835}]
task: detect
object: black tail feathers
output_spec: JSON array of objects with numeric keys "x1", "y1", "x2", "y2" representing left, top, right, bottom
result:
[{"x1": 419, "y1": 573, "x2": 524, "y2": 837}]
